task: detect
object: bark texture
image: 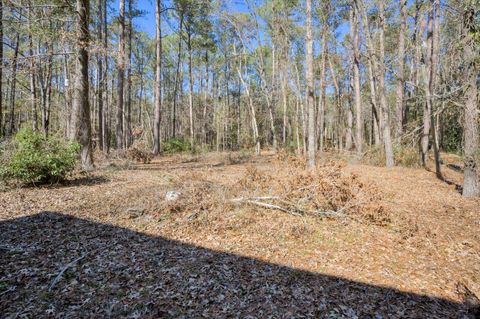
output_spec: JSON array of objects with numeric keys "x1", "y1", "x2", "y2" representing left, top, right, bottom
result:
[
  {"x1": 153, "y1": 0, "x2": 162, "y2": 155},
  {"x1": 306, "y1": 0, "x2": 316, "y2": 169},
  {"x1": 71, "y1": 0, "x2": 93, "y2": 170}
]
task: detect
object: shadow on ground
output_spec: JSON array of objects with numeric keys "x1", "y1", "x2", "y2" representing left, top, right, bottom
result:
[
  {"x1": 0, "y1": 212, "x2": 477, "y2": 318},
  {"x1": 59, "y1": 175, "x2": 111, "y2": 187}
]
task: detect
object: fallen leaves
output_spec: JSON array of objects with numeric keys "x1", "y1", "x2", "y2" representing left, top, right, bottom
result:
[{"x1": 0, "y1": 151, "x2": 479, "y2": 317}]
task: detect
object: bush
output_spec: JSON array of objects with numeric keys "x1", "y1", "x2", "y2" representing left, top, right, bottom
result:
[
  {"x1": 163, "y1": 138, "x2": 192, "y2": 154},
  {"x1": 0, "y1": 129, "x2": 80, "y2": 184}
]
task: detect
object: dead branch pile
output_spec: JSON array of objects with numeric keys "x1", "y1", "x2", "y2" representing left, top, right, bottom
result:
[
  {"x1": 127, "y1": 148, "x2": 153, "y2": 164},
  {"x1": 234, "y1": 160, "x2": 389, "y2": 225},
  {"x1": 154, "y1": 154, "x2": 389, "y2": 226}
]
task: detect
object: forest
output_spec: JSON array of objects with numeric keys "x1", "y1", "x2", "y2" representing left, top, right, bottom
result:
[{"x1": 0, "y1": 0, "x2": 479, "y2": 317}]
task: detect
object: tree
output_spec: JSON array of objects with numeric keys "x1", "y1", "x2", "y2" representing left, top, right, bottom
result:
[
  {"x1": 0, "y1": 0, "x2": 475, "y2": 177},
  {"x1": 420, "y1": 0, "x2": 433, "y2": 167},
  {"x1": 27, "y1": 1, "x2": 37, "y2": 132},
  {"x1": 71, "y1": 0, "x2": 93, "y2": 170},
  {"x1": 153, "y1": 0, "x2": 162, "y2": 155},
  {"x1": 97, "y1": 0, "x2": 104, "y2": 150},
  {"x1": 7, "y1": 31, "x2": 19, "y2": 136},
  {"x1": 102, "y1": 0, "x2": 109, "y2": 152},
  {"x1": 377, "y1": 0, "x2": 394, "y2": 168},
  {"x1": 116, "y1": 0, "x2": 126, "y2": 149},
  {"x1": 395, "y1": 0, "x2": 406, "y2": 143},
  {"x1": 355, "y1": 0, "x2": 380, "y2": 147},
  {"x1": 462, "y1": 3, "x2": 479, "y2": 197},
  {"x1": 350, "y1": 3, "x2": 361, "y2": 154},
  {"x1": 0, "y1": 0, "x2": 2, "y2": 136},
  {"x1": 306, "y1": 0, "x2": 315, "y2": 169},
  {"x1": 125, "y1": 0, "x2": 133, "y2": 148},
  {"x1": 430, "y1": 0, "x2": 442, "y2": 179},
  {"x1": 356, "y1": 0, "x2": 393, "y2": 167}
]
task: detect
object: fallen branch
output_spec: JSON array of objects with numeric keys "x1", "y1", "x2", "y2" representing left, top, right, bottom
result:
[
  {"x1": 48, "y1": 254, "x2": 87, "y2": 292},
  {"x1": 311, "y1": 209, "x2": 347, "y2": 218},
  {"x1": 230, "y1": 196, "x2": 280, "y2": 202},
  {"x1": 232, "y1": 198, "x2": 304, "y2": 217},
  {"x1": 230, "y1": 197, "x2": 348, "y2": 219}
]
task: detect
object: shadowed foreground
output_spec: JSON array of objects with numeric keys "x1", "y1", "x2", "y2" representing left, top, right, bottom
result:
[{"x1": 0, "y1": 212, "x2": 477, "y2": 318}]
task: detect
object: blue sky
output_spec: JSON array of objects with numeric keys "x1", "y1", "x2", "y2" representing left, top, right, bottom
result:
[{"x1": 115, "y1": 0, "x2": 249, "y2": 38}]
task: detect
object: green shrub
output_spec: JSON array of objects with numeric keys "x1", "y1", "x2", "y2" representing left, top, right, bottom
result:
[
  {"x1": 0, "y1": 129, "x2": 80, "y2": 184},
  {"x1": 162, "y1": 138, "x2": 192, "y2": 154}
]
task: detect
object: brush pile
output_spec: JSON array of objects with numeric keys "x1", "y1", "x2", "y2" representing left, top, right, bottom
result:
[
  {"x1": 159, "y1": 152, "x2": 389, "y2": 226},
  {"x1": 233, "y1": 157, "x2": 389, "y2": 225}
]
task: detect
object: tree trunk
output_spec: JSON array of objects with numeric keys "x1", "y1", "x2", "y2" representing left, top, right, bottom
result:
[
  {"x1": 63, "y1": 54, "x2": 72, "y2": 138},
  {"x1": 202, "y1": 50, "x2": 209, "y2": 146},
  {"x1": 266, "y1": 94, "x2": 277, "y2": 151},
  {"x1": 328, "y1": 54, "x2": 342, "y2": 151},
  {"x1": 293, "y1": 61, "x2": 307, "y2": 155},
  {"x1": 97, "y1": 0, "x2": 104, "y2": 150},
  {"x1": 421, "y1": 1, "x2": 433, "y2": 166},
  {"x1": 349, "y1": 6, "x2": 361, "y2": 152},
  {"x1": 27, "y1": 1, "x2": 38, "y2": 132},
  {"x1": 463, "y1": 68, "x2": 478, "y2": 197},
  {"x1": 270, "y1": 43, "x2": 278, "y2": 151},
  {"x1": 356, "y1": 0, "x2": 380, "y2": 147},
  {"x1": 411, "y1": 0, "x2": 423, "y2": 126},
  {"x1": 236, "y1": 77, "x2": 241, "y2": 149},
  {"x1": 346, "y1": 8, "x2": 354, "y2": 151},
  {"x1": 71, "y1": 0, "x2": 93, "y2": 170},
  {"x1": 43, "y1": 61, "x2": 52, "y2": 137},
  {"x1": 0, "y1": 0, "x2": 2, "y2": 136},
  {"x1": 187, "y1": 30, "x2": 194, "y2": 148},
  {"x1": 233, "y1": 42, "x2": 260, "y2": 155},
  {"x1": 462, "y1": 5, "x2": 478, "y2": 197},
  {"x1": 430, "y1": 0, "x2": 442, "y2": 178},
  {"x1": 395, "y1": 0, "x2": 406, "y2": 143},
  {"x1": 153, "y1": 0, "x2": 162, "y2": 155},
  {"x1": 306, "y1": 0, "x2": 315, "y2": 169},
  {"x1": 295, "y1": 94, "x2": 301, "y2": 154},
  {"x1": 317, "y1": 33, "x2": 326, "y2": 152},
  {"x1": 281, "y1": 51, "x2": 288, "y2": 147},
  {"x1": 8, "y1": 33, "x2": 20, "y2": 136},
  {"x1": 378, "y1": 0, "x2": 394, "y2": 167},
  {"x1": 38, "y1": 42, "x2": 53, "y2": 137},
  {"x1": 172, "y1": 14, "x2": 183, "y2": 139},
  {"x1": 116, "y1": 0, "x2": 125, "y2": 149},
  {"x1": 125, "y1": 0, "x2": 133, "y2": 148},
  {"x1": 102, "y1": 0, "x2": 109, "y2": 152}
]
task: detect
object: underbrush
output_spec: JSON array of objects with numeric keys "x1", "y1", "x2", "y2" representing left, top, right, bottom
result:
[
  {"x1": 235, "y1": 160, "x2": 389, "y2": 225},
  {"x1": 364, "y1": 144, "x2": 420, "y2": 168},
  {"x1": 225, "y1": 150, "x2": 254, "y2": 165},
  {"x1": 163, "y1": 138, "x2": 194, "y2": 154},
  {"x1": 155, "y1": 154, "x2": 389, "y2": 229},
  {"x1": 0, "y1": 129, "x2": 79, "y2": 185}
]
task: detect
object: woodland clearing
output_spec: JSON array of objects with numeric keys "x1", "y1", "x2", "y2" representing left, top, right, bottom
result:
[{"x1": 0, "y1": 151, "x2": 479, "y2": 318}]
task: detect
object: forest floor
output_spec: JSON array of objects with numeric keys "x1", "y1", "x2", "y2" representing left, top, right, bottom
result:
[{"x1": 0, "y1": 151, "x2": 479, "y2": 318}]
